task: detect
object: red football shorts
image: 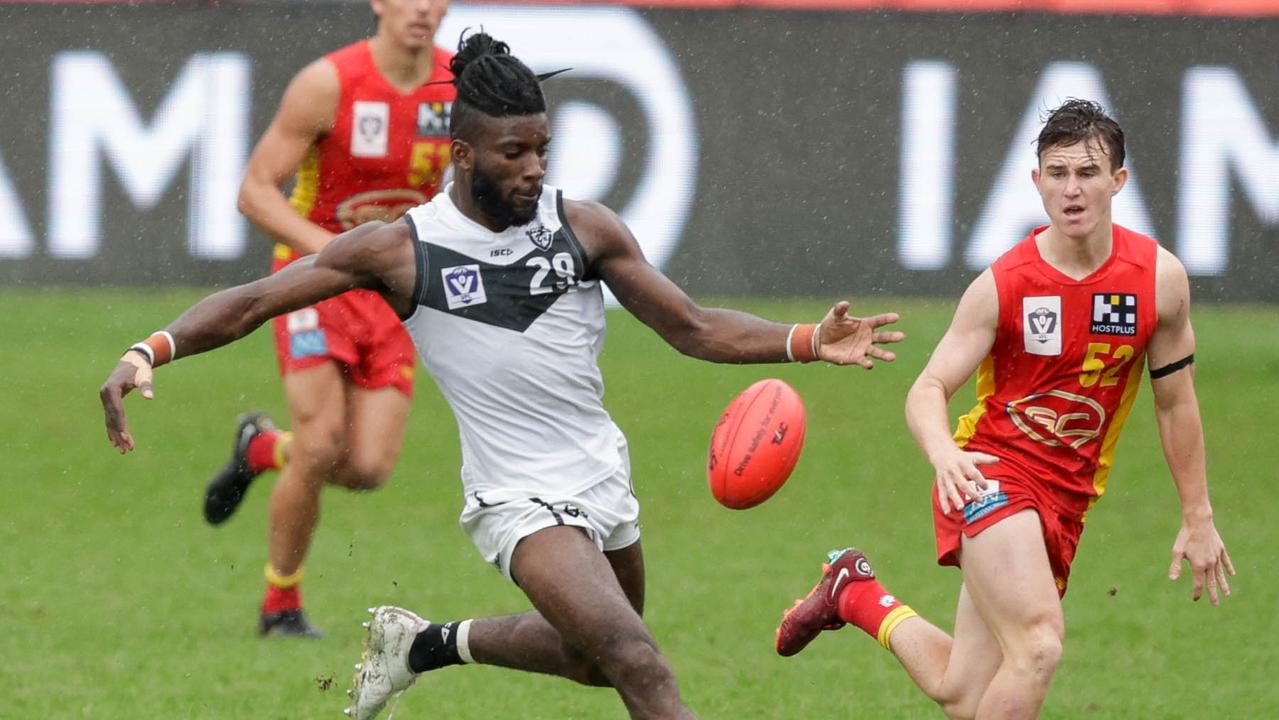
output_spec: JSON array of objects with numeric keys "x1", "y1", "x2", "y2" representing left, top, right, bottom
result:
[
  {"x1": 933, "y1": 474, "x2": 1084, "y2": 597},
  {"x1": 271, "y1": 287, "x2": 416, "y2": 398}
]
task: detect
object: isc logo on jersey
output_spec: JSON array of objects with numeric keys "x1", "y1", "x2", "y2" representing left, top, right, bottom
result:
[{"x1": 443, "y1": 265, "x2": 487, "y2": 310}]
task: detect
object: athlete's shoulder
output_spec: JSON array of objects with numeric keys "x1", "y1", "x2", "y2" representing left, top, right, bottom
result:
[
  {"x1": 561, "y1": 196, "x2": 614, "y2": 225},
  {"x1": 278, "y1": 55, "x2": 341, "y2": 130},
  {"x1": 560, "y1": 197, "x2": 634, "y2": 263}
]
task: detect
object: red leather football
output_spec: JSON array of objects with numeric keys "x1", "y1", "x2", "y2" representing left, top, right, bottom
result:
[{"x1": 707, "y1": 379, "x2": 806, "y2": 509}]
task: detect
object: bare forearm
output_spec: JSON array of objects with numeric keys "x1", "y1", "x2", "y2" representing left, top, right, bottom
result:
[
  {"x1": 665, "y1": 307, "x2": 791, "y2": 364},
  {"x1": 1156, "y1": 398, "x2": 1212, "y2": 521},
  {"x1": 164, "y1": 281, "x2": 277, "y2": 359},
  {"x1": 906, "y1": 379, "x2": 958, "y2": 462}
]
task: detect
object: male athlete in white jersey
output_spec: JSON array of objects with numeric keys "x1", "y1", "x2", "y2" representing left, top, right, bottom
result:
[{"x1": 99, "y1": 32, "x2": 903, "y2": 720}]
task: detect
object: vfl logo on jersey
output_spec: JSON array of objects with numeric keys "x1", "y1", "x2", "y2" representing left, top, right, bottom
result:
[
  {"x1": 526, "y1": 225, "x2": 553, "y2": 251},
  {"x1": 1022, "y1": 296, "x2": 1062, "y2": 356},
  {"x1": 417, "y1": 101, "x2": 452, "y2": 137},
  {"x1": 1006, "y1": 389, "x2": 1107, "y2": 450},
  {"x1": 351, "y1": 101, "x2": 390, "y2": 157},
  {"x1": 1092, "y1": 294, "x2": 1138, "y2": 336},
  {"x1": 442, "y1": 264, "x2": 487, "y2": 310}
]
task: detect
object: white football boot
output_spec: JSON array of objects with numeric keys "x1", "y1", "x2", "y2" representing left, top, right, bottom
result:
[{"x1": 345, "y1": 606, "x2": 430, "y2": 720}]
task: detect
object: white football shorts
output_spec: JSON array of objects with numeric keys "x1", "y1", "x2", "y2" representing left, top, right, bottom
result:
[{"x1": 459, "y1": 457, "x2": 641, "y2": 582}]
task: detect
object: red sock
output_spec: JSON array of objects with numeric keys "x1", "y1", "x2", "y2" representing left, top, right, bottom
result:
[
  {"x1": 246, "y1": 430, "x2": 285, "y2": 473},
  {"x1": 262, "y1": 584, "x2": 302, "y2": 615},
  {"x1": 836, "y1": 578, "x2": 918, "y2": 650}
]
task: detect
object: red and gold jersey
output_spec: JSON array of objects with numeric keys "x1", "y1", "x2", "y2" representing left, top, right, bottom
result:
[
  {"x1": 278, "y1": 40, "x2": 455, "y2": 264},
  {"x1": 954, "y1": 224, "x2": 1159, "y2": 521}
]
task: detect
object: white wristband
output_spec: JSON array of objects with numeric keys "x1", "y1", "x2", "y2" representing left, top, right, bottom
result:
[
  {"x1": 128, "y1": 342, "x2": 156, "y2": 365},
  {"x1": 784, "y1": 324, "x2": 798, "y2": 363}
]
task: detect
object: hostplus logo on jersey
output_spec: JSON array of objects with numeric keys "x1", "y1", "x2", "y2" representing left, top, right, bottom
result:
[
  {"x1": 1091, "y1": 294, "x2": 1137, "y2": 336},
  {"x1": 442, "y1": 264, "x2": 487, "y2": 310},
  {"x1": 417, "y1": 101, "x2": 451, "y2": 137},
  {"x1": 1022, "y1": 296, "x2": 1062, "y2": 356}
]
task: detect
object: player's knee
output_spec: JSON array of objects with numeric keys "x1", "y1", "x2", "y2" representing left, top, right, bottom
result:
[
  {"x1": 288, "y1": 427, "x2": 345, "y2": 479},
  {"x1": 1007, "y1": 618, "x2": 1064, "y2": 681},
  {"x1": 329, "y1": 450, "x2": 393, "y2": 490},
  {"x1": 936, "y1": 682, "x2": 981, "y2": 720},
  {"x1": 292, "y1": 437, "x2": 345, "y2": 475},
  {"x1": 335, "y1": 460, "x2": 391, "y2": 491},
  {"x1": 598, "y1": 635, "x2": 676, "y2": 692},
  {"x1": 559, "y1": 643, "x2": 612, "y2": 687}
]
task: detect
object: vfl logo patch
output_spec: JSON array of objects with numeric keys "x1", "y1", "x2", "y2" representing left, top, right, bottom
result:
[
  {"x1": 351, "y1": 101, "x2": 389, "y2": 157},
  {"x1": 1023, "y1": 296, "x2": 1062, "y2": 356},
  {"x1": 1092, "y1": 293, "x2": 1138, "y2": 336},
  {"x1": 417, "y1": 101, "x2": 452, "y2": 137},
  {"x1": 1006, "y1": 390, "x2": 1107, "y2": 449},
  {"x1": 442, "y1": 264, "x2": 487, "y2": 310},
  {"x1": 526, "y1": 225, "x2": 553, "y2": 251},
  {"x1": 286, "y1": 307, "x2": 320, "y2": 333}
]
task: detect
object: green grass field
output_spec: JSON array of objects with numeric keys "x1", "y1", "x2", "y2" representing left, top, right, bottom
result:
[{"x1": 1, "y1": 288, "x2": 1275, "y2": 719}]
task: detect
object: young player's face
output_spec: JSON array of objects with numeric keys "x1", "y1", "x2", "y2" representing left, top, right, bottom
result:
[
  {"x1": 468, "y1": 113, "x2": 551, "y2": 228},
  {"x1": 1032, "y1": 137, "x2": 1128, "y2": 241},
  {"x1": 372, "y1": 0, "x2": 449, "y2": 50}
]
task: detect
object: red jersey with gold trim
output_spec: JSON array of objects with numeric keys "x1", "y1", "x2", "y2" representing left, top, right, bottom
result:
[
  {"x1": 953, "y1": 224, "x2": 1159, "y2": 522},
  {"x1": 277, "y1": 40, "x2": 455, "y2": 264}
]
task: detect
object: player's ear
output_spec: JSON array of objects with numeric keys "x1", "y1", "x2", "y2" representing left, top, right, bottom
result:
[
  {"x1": 451, "y1": 139, "x2": 473, "y2": 171},
  {"x1": 1111, "y1": 166, "x2": 1129, "y2": 195}
]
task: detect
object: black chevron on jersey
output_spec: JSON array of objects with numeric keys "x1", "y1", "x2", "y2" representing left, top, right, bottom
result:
[{"x1": 419, "y1": 228, "x2": 587, "y2": 333}]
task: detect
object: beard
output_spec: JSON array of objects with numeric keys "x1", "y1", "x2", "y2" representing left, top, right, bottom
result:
[{"x1": 471, "y1": 165, "x2": 539, "y2": 228}]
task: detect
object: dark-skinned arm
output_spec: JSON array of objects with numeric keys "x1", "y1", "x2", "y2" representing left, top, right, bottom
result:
[
  {"x1": 570, "y1": 200, "x2": 903, "y2": 366},
  {"x1": 100, "y1": 221, "x2": 417, "y2": 452}
]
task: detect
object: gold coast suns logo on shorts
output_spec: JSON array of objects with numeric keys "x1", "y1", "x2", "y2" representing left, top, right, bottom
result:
[
  {"x1": 1006, "y1": 389, "x2": 1106, "y2": 450},
  {"x1": 335, "y1": 189, "x2": 428, "y2": 230}
]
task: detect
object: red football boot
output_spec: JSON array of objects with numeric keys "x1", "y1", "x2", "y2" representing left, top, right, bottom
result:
[{"x1": 775, "y1": 547, "x2": 876, "y2": 657}]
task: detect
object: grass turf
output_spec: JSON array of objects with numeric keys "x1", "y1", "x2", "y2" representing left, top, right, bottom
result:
[{"x1": 0, "y1": 288, "x2": 1274, "y2": 718}]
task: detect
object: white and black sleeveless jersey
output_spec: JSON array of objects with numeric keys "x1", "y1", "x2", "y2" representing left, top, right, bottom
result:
[{"x1": 401, "y1": 184, "x2": 627, "y2": 500}]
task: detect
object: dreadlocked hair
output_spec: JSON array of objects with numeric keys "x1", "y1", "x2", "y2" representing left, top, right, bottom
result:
[
  {"x1": 1036, "y1": 98, "x2": 1126, "y2": 169},
  {"x1": 449, "y1": 31, "x2": 546, "y2": 139}
]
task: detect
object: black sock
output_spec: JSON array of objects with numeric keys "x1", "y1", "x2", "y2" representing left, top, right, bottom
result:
[{"x1": 408, "y1": 621, "x2": 464, "y2": 673}]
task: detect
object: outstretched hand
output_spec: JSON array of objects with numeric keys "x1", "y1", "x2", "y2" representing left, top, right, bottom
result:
[
  {"x1": 1168, "y1": 520, "x2": 1235, "y2": 605},
  {"x1": 99, "y1": 352, "x2": 155, "y2": 453},
  {"x1": 816, "y1": 301, "x2": 905, "y2": 368}
]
